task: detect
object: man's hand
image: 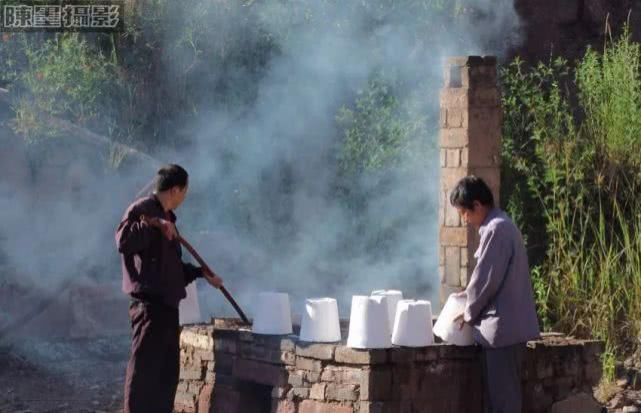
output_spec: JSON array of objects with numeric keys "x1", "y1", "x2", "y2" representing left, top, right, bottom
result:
[
  {"x1": 202, "y1": 267, "x2": 224, "y2": 289},
  {"x1": 452, "y1": 290, "x2": 467, "y2": 299},
  {"x1": 453, "y1": 312, "x2": 466, "y2": 330},
  {"x1": 141, "y1": 215, "x2": 177, "y2": 240}
]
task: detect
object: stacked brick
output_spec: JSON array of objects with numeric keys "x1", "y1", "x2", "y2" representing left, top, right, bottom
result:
[
  {"x1": 175, "y1": 322, "x2": 603, "y2": 413},
  {"x1": 439, "y1": 56, "x2": 503, "y2": 302}
]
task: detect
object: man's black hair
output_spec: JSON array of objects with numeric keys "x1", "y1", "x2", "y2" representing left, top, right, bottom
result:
[
  {"x1": 155, "y1": 164, "x2": 189, "y2": 192},
  {"x1": 449, "y1": 175, "x2": 494, "y2": 210}
]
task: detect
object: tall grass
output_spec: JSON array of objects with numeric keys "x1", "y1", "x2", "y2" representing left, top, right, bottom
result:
[{"x1": 501, "y1": 27, "x2": 641, "y2": 379}]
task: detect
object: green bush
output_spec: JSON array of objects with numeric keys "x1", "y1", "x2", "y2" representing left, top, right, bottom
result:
[
  {"x1": 10, "y1": 34, "x2": 121, "y2": 141},
  {"x1": 501, "y1": 27, "x2": 641, "y2": 378}
]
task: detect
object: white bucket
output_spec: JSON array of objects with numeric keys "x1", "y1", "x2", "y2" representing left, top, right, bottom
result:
[
  {"x1": 299, "y1": 297, "x2": 341, "y2": 343},
  {"x1": 391, "y1": 299, "x2": 434, "y2": 347},
  {"x1": 179, "y1": 282, "x2": 202, "y2": 325},
  {"x1": 433, "y1": 293, "x2": 474, "y2": 346},
  {"x1": 370, "y1": 290, "x2": 403, "y2": 332},
  {"x1": 252, "y1": 292, "x2": 293, "y2": 335},
  {"x1": 346, "y1": 295, "x2": 392, "y2": 349}
]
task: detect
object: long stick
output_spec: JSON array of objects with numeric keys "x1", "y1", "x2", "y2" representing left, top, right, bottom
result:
[{"x1": 178, "y1": 235, "x2": 250, "y2": 324}]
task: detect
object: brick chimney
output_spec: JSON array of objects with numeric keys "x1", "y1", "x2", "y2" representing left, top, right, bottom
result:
[{"x1": 438, "y1": 56, "x2": 502, "y2": 304}]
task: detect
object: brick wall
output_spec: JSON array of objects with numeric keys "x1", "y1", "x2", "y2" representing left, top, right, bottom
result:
[
  {"x1": 439, "y1": 56, "x2": 502, "y2": 302},
  {"x1": 175, "y1": 322, "x2": 603, "y2": 413}
]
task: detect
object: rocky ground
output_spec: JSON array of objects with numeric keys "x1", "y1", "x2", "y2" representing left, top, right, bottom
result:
[
  {"x1": 0, "y1": 336, "x2": 128, "y2": 413},
  {"x1": 597, "y1": 356, "x2": 641, "y2": 413}
]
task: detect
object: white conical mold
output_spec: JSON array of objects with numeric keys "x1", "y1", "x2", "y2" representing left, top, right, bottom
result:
[
  {"x1": 299, "y1": 297, "x2": 341, "y2": 343},
  {"x1": 252, "y1": 292, "x2": 293, "y2": 335},
  {"x1": 433, "y1": 293, "x2": 474, "y2": 346},
  {"x1": 347, "y1": 295, "x2": 392, "y2": 349},
  {"x1": 391, "y1": 299, "x2": 434, "y2": 347},
  {"x1": 370, "y1": 289, "x2": 403, "y2": 332}
]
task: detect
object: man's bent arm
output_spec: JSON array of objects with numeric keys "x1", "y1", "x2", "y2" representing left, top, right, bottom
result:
[
  {"x1": 464, "y1": 227, "x2": 512, "y2": 323},
  {"x1": 183, "y1": 262, "x2": 203, "y2": 286}
]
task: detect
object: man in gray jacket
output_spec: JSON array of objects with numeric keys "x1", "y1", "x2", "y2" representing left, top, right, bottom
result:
[{"x1": 451, "y1": 176, "x2": 540, "y2": 413}]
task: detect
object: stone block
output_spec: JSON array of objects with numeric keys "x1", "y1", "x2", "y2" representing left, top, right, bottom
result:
[
  {"x1": 440, "y1": 166, "x2": 469, "y2": 190},
  {"x1": 460, "y1": 147, "x2": 469, "y2": 167},
  {"x1": 360, "y1": 368, "x2": 392, "y2": 401},
  {"x1": 252, "y1": 334, "x2": 296, "y2": 351},
  {"x1": 444, "y1": 200, "x2": 461, "y2": 227},
  {"x1": 175, "y1": 391, "x2": 197, "y2": 411},
  {"x1": 311, "y1": 383, "x2": 327, "y2": 400},
  {"x1": 325, "y1": 384, "x2": 359, "y2": 401},
  {"x1": 444, "y1": 246, "x2": 461, "y2": 286},
  {"x1": 288, "y1": 386, "x2": 311, "y2": 400},
  {"x1": 273, "y1": 400, "x2": 296, "y2": 413},
  {"x1": 296, "y1": 343, "x2": 336, "y2": 360},
  {"x1": 288, "y1": 370, "x2": 305, "y2": 387},
  {"x1": 299, "y1": 400, "x2": 354, "y2": 413},
  {"x1": 321, "y1": 366, "x2": 362, "y2": 384},
  {"x1": 440, "y1": 88, "x2": 469, "y2": 108},
  {"x1": 232, "y1": 358, "x2": 288, "y2": 387},
  {"x1": 460, "y1": 248, "x2": 468, "y2": 267},
  {"x1": 439, "y1": 227, "x2": 468, "y2": 247},
  {"x1": 334, "y1": 347, "x2": 388, "y2": 364},
  {"x1": 446, "y1": 149, "x2": 461, "y2": 168},
  {"x1": 180, "y1": 366, "x2": 204, "y2": 381},
  {"x1": 205, "y1": 371, "x2": 215, "y2": 383},
  {"x1": 296, "y1": 357, "x2": 323, "y2": 372},
  {"x1": 460, "y1": 265, "x2": 470, "y2": 287},
  {"x1": 306, "y1": 370, "x2": 322, "y2": 383},
  {"x1": 200, "y1": 351, "x2": 216, "y2": 363},
  {"x1": 439, "y1": 128, "x2": 468, "y2": 149},
  {"x1": 281, "y1": 351, "x2": 297, "y2": 365},
  {"x1": 181, "y1": 330, "x2": 214, "y2": 351},
  {"x1": 198, "y1": 384, "x2": 214, "y2": 413},
  {"x1": 445, "y1": 108, "x2": 465, "y2": 128}
]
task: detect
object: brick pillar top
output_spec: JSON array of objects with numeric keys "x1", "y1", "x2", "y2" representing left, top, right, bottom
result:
[{"x1": 438, "y1": 56, "x2": 502, "y2": 306}]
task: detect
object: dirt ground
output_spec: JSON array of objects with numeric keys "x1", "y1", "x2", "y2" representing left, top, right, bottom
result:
[{"x1": 0, "y1": 336, "x2": 128, "y2": 413}]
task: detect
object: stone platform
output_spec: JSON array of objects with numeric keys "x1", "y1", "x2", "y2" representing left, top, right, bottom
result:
[{"x1": 174, "y1": 318, "x2": 603, "y2": 413}]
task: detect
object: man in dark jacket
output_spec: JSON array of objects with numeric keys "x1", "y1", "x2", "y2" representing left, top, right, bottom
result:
[{"x1": 116, "y1": 164, "x2": 223, "y2": 413}]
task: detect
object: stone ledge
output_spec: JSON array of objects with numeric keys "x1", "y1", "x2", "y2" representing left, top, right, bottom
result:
[
  {"x1": 334, "y1": 347, "x2": 388, "y2": 365},
  {"x1": 296, "y1": 343, "x2": 337, "y2": 360}
]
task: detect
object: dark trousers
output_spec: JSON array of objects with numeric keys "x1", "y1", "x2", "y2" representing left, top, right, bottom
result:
[
  {"x1": 482, "y1": 343, "x2": 525, "y2": 413},
  {"x1": 124, "y1": 300, "x2": 180, "y2": 413}
]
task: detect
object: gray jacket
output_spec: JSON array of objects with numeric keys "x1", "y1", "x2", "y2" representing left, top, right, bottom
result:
[{"x1": 463, "y1": 208, "x2": 540, "y2": 348}]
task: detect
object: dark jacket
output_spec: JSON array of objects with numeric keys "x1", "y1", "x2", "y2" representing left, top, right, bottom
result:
[{"x1": 115, "y1": 195, "x2": 202, "y2": 308}]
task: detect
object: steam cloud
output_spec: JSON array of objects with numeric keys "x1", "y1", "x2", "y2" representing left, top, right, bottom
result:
[{"x1": 0, "y1": 0, "x2": 521, "y2": 325}]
